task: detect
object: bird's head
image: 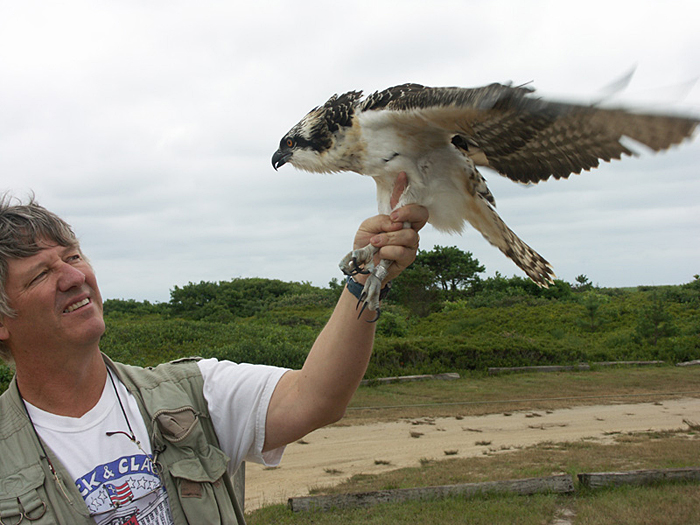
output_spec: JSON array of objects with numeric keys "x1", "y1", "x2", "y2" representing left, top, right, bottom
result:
[{"x1": 272, "y1": 91, "x2": 363, "y2": 173}]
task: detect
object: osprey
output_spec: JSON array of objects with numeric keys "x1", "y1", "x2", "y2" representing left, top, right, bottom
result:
[{"x1": 272, "y1": 82, "x2": 698, "y2": 315}]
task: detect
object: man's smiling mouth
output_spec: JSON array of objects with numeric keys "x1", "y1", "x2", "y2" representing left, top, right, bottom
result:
[{"x1": 64, "y1": 298, "x2": 90, "y2": 313}]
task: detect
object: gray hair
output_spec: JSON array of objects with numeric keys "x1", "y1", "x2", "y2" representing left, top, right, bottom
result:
[{"x1": 0, "y1": 193, "x2": 79, "y2": 363}]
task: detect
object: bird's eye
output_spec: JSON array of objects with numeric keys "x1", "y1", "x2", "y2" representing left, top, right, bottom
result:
[{"x1": 286, "y1": 138, "x2": 295, "y2": 148}]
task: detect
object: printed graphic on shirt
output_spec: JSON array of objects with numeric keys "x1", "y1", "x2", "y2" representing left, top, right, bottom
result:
[{"x1": 76, "y1": 453, "x2": 174, "y2": 525}]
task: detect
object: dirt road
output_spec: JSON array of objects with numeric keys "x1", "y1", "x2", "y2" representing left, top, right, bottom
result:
[{"x1": 244, "y1": 397, "x2": 700, "y2": 511}]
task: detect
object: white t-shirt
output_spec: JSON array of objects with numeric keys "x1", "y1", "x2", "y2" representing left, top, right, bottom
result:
[{"x1": 25, "y1": 359, "x2": 288, "y2": 525}]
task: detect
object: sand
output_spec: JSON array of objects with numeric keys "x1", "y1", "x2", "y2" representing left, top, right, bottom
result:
[{"x1": 244, "y1": 397, "x2": 700, "y2": 511}]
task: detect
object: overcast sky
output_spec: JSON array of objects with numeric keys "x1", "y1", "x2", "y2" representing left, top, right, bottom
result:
[{"x1": 1, "y1": 0, "x2": 698, "y2": 303}]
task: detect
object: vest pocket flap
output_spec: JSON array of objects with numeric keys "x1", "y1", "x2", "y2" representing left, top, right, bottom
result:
[
  {"x1": 168, "y1": 446, "x2": 229, "y2": 483},
  {"x1": 0, "y1": 463, "x2": 45, "y2": 497},
  {"x1": 167, "y1": 448, "x2": 233, "y2": 522},
  {"x1": 154, "y1": 407, "x2": 199, "y2": 443},
  {"x1": 1, "y1": 464, "x2": 48, "y2": 523}
]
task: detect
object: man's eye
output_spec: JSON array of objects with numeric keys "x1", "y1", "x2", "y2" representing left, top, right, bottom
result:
[{"x1": 30, "y1": 270, "x2": 49, "y2": 285}]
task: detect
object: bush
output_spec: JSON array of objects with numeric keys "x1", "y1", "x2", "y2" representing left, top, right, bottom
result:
[
  {"x1": 3, "y1": 276, "x2": 698, "y2": 398},
  {"x1": 168, "y1": 278, "x2": 321, "y2": 320},
  {"x1": 0, "y1": 364, "x2": 13, "y2": 394},
  {"x1": 376, "y1": 308, "x2": 409, "y2": 338},
  {"x1": 634, "y1": 294, "x2": 678, "y2": 345},
  {"x1": 368, "y1": 333, "x2": 587, "y2": 378},
  {"x1": 103, "y1": 298, "x2": 170, "y2": 316}
]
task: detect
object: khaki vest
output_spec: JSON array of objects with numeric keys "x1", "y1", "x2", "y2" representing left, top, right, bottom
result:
[{"x1": 0, "y1": 355, "x2": 245, "y2": 524}]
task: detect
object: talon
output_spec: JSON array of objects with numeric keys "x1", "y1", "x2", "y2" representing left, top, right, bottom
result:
[
  {"x1": 339, "y1": 244, "x2": 378, "y2": 277},
  {"x1": 356, "y1": 301, "x2": 380, "y2": 321},
  {"x1": 356, "y1": 300, "x2": 369, "y2": 319},
  {"x1": 348, "y1": 268, "x2": 369, "y2": 276},
  {"x1": 356, "y1": 291, "x2": 368, "y2": 312},
  {"x1": 366, "y1": 309, "x2": 381, "y2": 323},
  {"x1": 342, "y1": 258, "x2": 371, "y2": 276},
  {"x1": 353, "y1": 257, "x2": 371, "y2": 275},
  {"x1": 351, "y1": 258, "x2": 370, "y2": 275}
]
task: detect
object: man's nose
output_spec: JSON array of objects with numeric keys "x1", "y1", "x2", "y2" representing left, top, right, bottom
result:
[{"x1": 57, "y1": 262, "x2": 86, "y2": 291}]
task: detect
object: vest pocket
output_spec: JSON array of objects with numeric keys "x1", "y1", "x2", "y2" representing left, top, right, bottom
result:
[
  {"x1": 0, "y1": 464, "x2": 54, "y2": 524},
  {"x1": 168, "y1": 446, "x2": 237, "y2": 524},
  {"x1": 154, "y1": 406, "x2": 199, "y2": 443}
]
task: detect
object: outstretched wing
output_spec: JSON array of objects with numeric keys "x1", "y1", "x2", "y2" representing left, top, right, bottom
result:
[{"x1": 360, "y1": 83, "x2": 699, "y2": 184}]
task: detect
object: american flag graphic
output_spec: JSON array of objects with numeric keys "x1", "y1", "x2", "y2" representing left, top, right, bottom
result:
[{"x1": 104, "y1": 482, "x2": 134, "y2": 507}]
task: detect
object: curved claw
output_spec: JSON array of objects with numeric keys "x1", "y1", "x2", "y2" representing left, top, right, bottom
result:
[
  {"x1": 356, "y1": 295, "x2": 381, "y2": 322},
  {"x1": 366, "y1": 308, "x2": 381, "y2": 323},
  {"x1": 344, "y1": 257, "x2": 370, "y2": 276},
  {"x1": 353, "y1": 258, "x2": 371, "y2": 274},
  {"x1": 356, "y1": 297, "x2": 368, "y2": 318},
  {"x1": 348, "y1": 254, "x2": 390, "y2": 321},
  {"x1": 339, "y1": 244, "x2": 379, "y2": 277}
]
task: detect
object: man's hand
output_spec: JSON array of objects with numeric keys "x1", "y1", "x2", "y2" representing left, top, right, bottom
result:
[{"x1": 353, "y1": 173, "x2": 428, "y2": 283}]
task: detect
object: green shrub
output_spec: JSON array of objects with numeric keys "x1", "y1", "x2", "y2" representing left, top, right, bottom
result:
[
  {"x1": 2, "y1": 276, "x2": 699, "y2": 397},
  {"x1": 0, "y1": 364, "x2": 13, "y2": 394}
]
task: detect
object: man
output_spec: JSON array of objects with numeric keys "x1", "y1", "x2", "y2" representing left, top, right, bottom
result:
[{"x1": 0, "y1": 189, "x2": 427, "y2": 524}]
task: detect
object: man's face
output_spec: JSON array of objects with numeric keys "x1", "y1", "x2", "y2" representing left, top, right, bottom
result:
[{"x1": 0, "y1": 240, "x2": 105, "y2": 357}]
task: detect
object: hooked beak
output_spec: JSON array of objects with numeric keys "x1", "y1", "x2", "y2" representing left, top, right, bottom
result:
[{"x1": 272, "y1": 150, "x2": 292, "y2": 171}]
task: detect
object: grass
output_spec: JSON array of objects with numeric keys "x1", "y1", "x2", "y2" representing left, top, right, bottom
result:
[
  {"x1": 311, "y1": 429, "x2": 699, "y2": 495},
  {"x1": 248, "y1": 485, "x2": 700, "y2": 525},
  {"x1": 342, "y1": 365, "x2": 700, "y2": 424},
  {"x1": 246, "y1": 366, "x2": 700, "y2": 524},
  {"x1": 575, "y1": 484, "x2": 700, "y2": 524},
  {"x1": 249, "y1": 493, "x2": 562, "y2": 524},
  {"x1": 247, "y1": 430, "x2": 700, "y2": 524}
]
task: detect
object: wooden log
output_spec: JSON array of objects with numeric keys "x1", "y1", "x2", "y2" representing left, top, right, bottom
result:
[
  {"x1": 360, "y1": 373, "x2": 460, "y2": 386},
  {"x1": 488, "y1": 361, "x2": 666, "y2": 375},
  {"x1": 592, "y1": 360, "x2": 664, "y2": 367},
  {"x1": 488, "y1": 365, "x2": 590, "y2": 375},
  {"x1": 288, "y1": 474, "x2": 574, "y2": 512},
  {"x1": 677, "y1": 359, "x2": 700, "y2": 367},
  {"x1": 578, "y1": 467, "x2": 700, "y2": 489}
]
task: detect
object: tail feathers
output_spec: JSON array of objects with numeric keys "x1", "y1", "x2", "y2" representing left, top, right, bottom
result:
[
  {"x1": 469, "y1": 197, "x2": 556, "y2": 287},
  {"x1": 500, "y1": 230, "x2": 556, "y2": 287}
]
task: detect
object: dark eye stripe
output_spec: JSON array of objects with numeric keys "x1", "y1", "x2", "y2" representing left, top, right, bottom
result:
[
  {"x1": 294, "y1": 136, "x2": 315, "y2": 150},
  {"x1": 281, "y1": 135, "x2": 316, "y2": 151}
]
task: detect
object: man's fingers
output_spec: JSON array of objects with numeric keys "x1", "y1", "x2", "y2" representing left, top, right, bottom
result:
[
  {"x1": 370, "y1": 227, "x2": 419, "y2": 250},
  {"x1": 375, "y1": 244, "x2": 419, "y2": 281},
  {"x1": 358, "y1": 204, "x2": 428, "y2": 235},
  {"x1": 390, "y1": 204, "x2": 429, "y2": 231},
  {"x1": 353, "y1": 204, "x2": 428, "y2": 252}
]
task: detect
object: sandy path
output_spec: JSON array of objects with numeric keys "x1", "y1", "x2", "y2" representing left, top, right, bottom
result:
[{"x1": 245, "y1": 397, "x2": 700, "y2": 510}]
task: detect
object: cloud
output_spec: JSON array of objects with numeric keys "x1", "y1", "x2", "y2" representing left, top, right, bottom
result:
[{"x1": 1, "y1": 0, "x2": 698, "y2": 302}]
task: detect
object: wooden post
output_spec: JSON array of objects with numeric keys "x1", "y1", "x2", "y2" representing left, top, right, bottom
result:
[
  {"x1": 578, "y1": 467, "x2": 700, "y2": 489},
  {"x1": 288, "y1": 474, "x2": 574, "y2": 512},
  {"x1": 488, "y1": 365, "x2": 590, "y2": 375},
  {"x1": 592, "y1": 360, "x2": 664, "y2": 367},
  {"x1": 360, "y1": 373, "x2": 460, "y2": 386}
]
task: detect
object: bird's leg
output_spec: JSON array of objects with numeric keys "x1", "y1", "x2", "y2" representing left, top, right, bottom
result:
[
  {"x1": 355, "y1": 220, "x2": 411, "y2": 321},
  {"x1": 347, "y1": 173, "x2": 412, "y2": 320},
  {"x1": 356, "y1": 258, "x2": 392, "y2": 321},
  {"x1": 339, "y1": 244, "x2": 377, "y2": 276}
]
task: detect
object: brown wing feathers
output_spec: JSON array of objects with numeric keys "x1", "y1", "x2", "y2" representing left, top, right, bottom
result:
[{"x1": 361, "y1": 83, "x2": 698, "y2": 184}]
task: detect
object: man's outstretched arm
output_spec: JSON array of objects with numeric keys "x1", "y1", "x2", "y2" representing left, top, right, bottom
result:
[{"x1": 263, "y1": 202, "x2": 428, "y2": 451}]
